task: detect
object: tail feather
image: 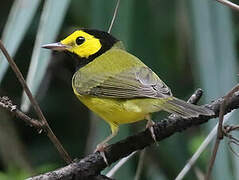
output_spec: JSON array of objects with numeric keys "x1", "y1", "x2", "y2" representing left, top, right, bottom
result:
[{"x1": 160, "y1": 97, "x2": 214, "y2": 118}]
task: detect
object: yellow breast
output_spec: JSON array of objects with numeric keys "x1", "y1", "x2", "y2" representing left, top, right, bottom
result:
[
  {"x1": 75, "y1": 94, "x2": 148, "y2": 125},
  {"x1": 71, "y1": 47, "x2": 164, "y2": 125}
]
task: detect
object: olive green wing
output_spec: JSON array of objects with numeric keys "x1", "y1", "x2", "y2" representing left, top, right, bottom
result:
[
  {"x1": 73, "y1": 66, "x2": 172, "y2": 99},
  {"x1": 72, "y1": 58, "x2": 214, "y2": 117}
]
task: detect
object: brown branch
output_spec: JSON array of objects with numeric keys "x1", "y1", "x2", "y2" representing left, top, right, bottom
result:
[
  {"x1": 0, "y1": 40, "x2": 72, "y2": 164},
  {"x1": 223, "y1": 123, "x2": 239, "y2": 158},
  {"x1": 0, "y1": 96, "x2": 114, "y2": 180},
  {"x1": 187, "y1": 88, "x2": 203, "y2": 104},
  {"x1": 224, "y1": 124, "x2": 239, "y2": 133},
  {"x1": 205, "y1": 85, "x2": 239, "y2": 180},
  {"x1": 0, "y1": 96, "x2": 44, "y2": 131},
  {"x1": 28, "y1": 85, "x2": 239, "y2": 180}
]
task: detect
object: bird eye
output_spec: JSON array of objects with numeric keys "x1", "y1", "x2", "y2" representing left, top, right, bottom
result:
[{"x1": 76, "y1": 36, "x2": 85, "y2": 45}]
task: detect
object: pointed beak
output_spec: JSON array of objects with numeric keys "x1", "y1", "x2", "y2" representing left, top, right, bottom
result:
[{"x1": 41, "y1": 42, "x2": 69, "y2": 51}]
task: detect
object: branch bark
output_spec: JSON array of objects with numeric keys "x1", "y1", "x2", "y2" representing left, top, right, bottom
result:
[
  {"x1": 0, "y1": 96, "x2": 44, "y2": 131},
  {"x1": 27, "y1": 86, "x2": 239, "y2": 180},
  {"x1": 205, "y1": 85, "x2": 239, "y2": 180},
  {"x1": 0, "y1": 40, "x2": 72, "y2": 164}
]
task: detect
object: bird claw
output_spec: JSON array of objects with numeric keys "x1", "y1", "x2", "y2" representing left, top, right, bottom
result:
[
  {"x1": 100, "y1": 151, "x2": 109, "y2": 166},
  {"x1": 146, "y1": 118, "x2": 158, "y2": 146},
  {"x1": 95, "y1": 143, "x2": 109, "y2": 166}
]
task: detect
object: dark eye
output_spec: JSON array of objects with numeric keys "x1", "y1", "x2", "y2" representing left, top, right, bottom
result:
[{"x1": 76, "y1": 36, "x2": 85, "y2": 45}]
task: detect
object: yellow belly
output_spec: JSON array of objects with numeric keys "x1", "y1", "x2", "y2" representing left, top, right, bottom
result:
[{"x1": 77, "y1": 95, "x2": 152, "y2": 125}]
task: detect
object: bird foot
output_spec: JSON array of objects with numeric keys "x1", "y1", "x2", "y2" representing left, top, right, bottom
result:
[
  {"x1": 95, "y1": 143, "x2": 109, "y2": 166},
  {"x1": 146, "y1": 119, "x2": 158, "y2": 145}
]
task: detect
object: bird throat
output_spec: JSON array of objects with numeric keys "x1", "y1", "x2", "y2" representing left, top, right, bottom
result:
[
  {"x1": 66, "y1": 51, "x2": 94, "y2": 71},
  {"x1": 67, "y1": 42, "x2": 119, "y2": 72}
]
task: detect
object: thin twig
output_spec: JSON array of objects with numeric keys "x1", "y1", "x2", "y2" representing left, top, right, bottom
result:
[
  {"x1": 175, "y1": 112, "x2": 233, "y2": 180},
  {"x1": 205, "y1": 104, "x2": 225, "y2": 180},
  {"x1": 134, "y1": 149, "x2": 146, "y2": 180},
  {"x1": 223, "y1": 124, "x2": 239, "y2": 157},
  {"x1": 108, "y1": 0, "x2": 121, "y2": 33},
  {"x1": 216, "y1": 0, "x2": 239, "y2": 11},
  {"x1": 205, "y1": 85, "x2": 239, "y2": 180},
  {"x1": 106, "y1": 151, "x2": 137, "y2": 177},
  {"x1": 228, "y1": 139, "x2": 239, "y2": 157},
  {"x1": 0, "y1": 96, "x2": 44, "y2": 131},
  {"x1": 187, "y1": 89, "x2": 203, "y2": 104},
  {"x1": 224, "y1": 124, "x2": 239, "y2": 133},
  {"x1": 205, "y1": 137, "x2": 220, "y2": 180},
  {"x1": 0, "y1": 40, "x2": 72, "y2": 164}
]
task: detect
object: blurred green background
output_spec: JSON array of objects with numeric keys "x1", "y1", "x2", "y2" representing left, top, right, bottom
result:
[{"x1": 0, "y1": 0, "x2": 239, "y2": 179}]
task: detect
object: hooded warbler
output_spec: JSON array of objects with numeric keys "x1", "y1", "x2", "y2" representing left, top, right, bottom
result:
[{"x1": 42, "y1": 29, "x2": 214, "y2": 151}]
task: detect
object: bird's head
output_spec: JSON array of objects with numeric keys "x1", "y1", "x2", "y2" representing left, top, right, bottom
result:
[{"x1": 42, "y1": 29, "x2": 118, "y2": 63}]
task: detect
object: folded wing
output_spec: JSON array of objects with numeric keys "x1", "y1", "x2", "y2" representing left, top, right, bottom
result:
[{"x1": 73, "y1": 66, "x2": 172, "y2": 99}]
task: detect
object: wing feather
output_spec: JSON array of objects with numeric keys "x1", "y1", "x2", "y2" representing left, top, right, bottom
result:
[{"x1": 73, "y1": 65, "x2": 172, "y2": 99}]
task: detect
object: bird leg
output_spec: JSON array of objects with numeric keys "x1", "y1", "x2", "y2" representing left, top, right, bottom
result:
[
  {"x1": 95, "y1": 123, "x2": 119, "y2": 165},
  {"x1": 145, "y1": 115, "x2": 157, "y2": 144}
]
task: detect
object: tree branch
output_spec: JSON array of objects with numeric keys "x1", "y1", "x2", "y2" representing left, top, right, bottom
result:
[
  {"x1": 0, "y1": 96, "x2": 44, "y2": 131},
  {"x1": 205, "y1": 85, "x2": 239, "y2": 180},
  {"x1": 0, "y1": 40, "x2": 72, "y2": 164},
  {"x1": 27, "y1": 85, "x2": 239, "y2": 180}
]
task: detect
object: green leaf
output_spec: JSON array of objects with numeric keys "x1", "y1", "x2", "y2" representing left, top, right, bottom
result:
[
  {"x1": 0, "y1": 0, "x2": 40, "y2": 82},
  {"x1": 21, "y1": 0, "x2": 70, "y2": 112}
]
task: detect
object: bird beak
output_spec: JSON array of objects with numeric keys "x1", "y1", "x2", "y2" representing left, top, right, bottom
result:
[{"x1": 41, "y1": 42, "x2": 69, "y2": 51}]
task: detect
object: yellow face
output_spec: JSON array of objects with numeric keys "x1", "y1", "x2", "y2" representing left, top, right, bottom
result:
[{"x1": 60, "y1": 30, "x2": 102, "y2": 58}]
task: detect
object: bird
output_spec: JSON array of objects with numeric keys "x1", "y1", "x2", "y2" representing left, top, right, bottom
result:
[{"x1": 42, "y1": 29, "x2": 214, "y2": 158}]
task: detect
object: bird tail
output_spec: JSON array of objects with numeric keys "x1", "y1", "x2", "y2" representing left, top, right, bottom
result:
[{"x1": 160, "y1": 97, "x2": 214, "y2": 118}]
